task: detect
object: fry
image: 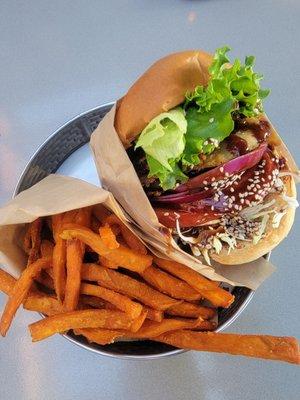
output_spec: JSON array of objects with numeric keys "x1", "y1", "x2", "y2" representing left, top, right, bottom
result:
[
  {"x1": 104, "y1": 214, "x2": 147, "y2": 255},
  {"x1": 0, "y1": 257, "x2": 51, "y2": 336},
  {"x1": 82, "y1": 264, "x2": 181, "y2": 311},
  {"x1": 155, "y1": 331, "x2": 300, "y2": 364},
  {"x1": 52, "y1": 214, "x2": 67, "y2": 301},
  {"x1": 166, "y1": 302, "x2": 216, "y2": 320},
  {"x1": 52, "y1": 214, "x2": 64, "y2": 241},
  {"x1": 91, "y1": 216, "x2": 101, "y2": 233},
  {"x1": 0, "y1": 269, "x2": 58, "y2": 315},
  {"x1": 79, "y1": 295, "x2": 107, "y2": 309},
  {"x1": 40, "y1": 240, "x2": 54, "y2": 258},
  {"x1": 26, "y1": 218, "x2": 42, "y2": 265},
  {"x1": 23, "y1": 224, "x2": 32, "y2": 255},
  {"x1": 23, "y1": 294, "x2": 62, "y2": 316},
  {"x1": 74, "y1": 328, "x2": 124, "y2": 345},
  {"x1": 35, "y1": 270, "x2": 55, "y2": 290},
  {"x1": 29, "y1": 309, "x2": 134, "y2": 341},
  {"x1": 62, "y1": 210, "x2": 79, "y2": 224},
  {"x1": 0, "y1": 269, "x2": 16, "y2": 295},
  {"x1": 143, "y1": 307, "x2": 163, "y2": 322},
  {"x1": 99, "y1": 257, "x2": 119, "y2": 269},
  {"x1": 80, "y1": 283, "x2": 143, "y2": 319},
  {"x1": 64, "y1": 239, "x2": 83, "y2": 311},
  {"x1": 154, "y1": 257, "x2": 234, "y2": 308},
  {"x1": 92, "y1": 204, "x2": 111, "y2": 222},
  {"x1": 142, "y1": 265, "x2": 202, "y2": 301},
  {"x1": 99, "y1": 225, "x2": 119, "y2": 250},
  {"x1": 75, "y1": 206, "x2": 92, "y2": 227},
  {"x1": 101, "y1": 301, "x2": 163, "y2": 323},
  {"x1": 130, "y1": 309, "x2": 148, "y2": 332},
  {"x1": 126, "y1": 318, "x2": 212, "y2": 339},
  {"x1": 61, "y1": 228, "x2": 152, "y2": 273},
  {"x1": 52, "y1": 237, "x2": 66, "y2": 301}
]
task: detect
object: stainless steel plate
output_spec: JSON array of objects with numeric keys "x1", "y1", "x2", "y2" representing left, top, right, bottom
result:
[{"x1": 15, "y1": 102, "x2": 255, "y2": 360}]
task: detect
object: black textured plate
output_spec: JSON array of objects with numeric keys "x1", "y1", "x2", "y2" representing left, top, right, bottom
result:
[{"x1": 15, "y1": 103, "x2": 255, "y2": 359}]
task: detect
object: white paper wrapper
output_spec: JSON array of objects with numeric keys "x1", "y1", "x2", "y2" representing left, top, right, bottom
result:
[{"x1": 90, "y1": 106, "x2": 276, "y2": 290}]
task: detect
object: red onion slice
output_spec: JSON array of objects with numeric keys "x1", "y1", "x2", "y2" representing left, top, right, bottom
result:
[
  {"x1": 153, "y1": 189, "x2": 213, "y2": 204},
  {"x1": 175, "y1": 143, "x2": 268, "y2": 193}
]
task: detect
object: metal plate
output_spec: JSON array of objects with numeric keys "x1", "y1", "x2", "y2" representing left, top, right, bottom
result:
[{"x1": 14, "y1": 103, "x2": 255, "y2": 360}]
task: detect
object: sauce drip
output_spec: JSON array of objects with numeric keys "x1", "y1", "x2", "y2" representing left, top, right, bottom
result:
[
  {"x1": 226, "y1": 134, "x2": 248, "y2": 156},
  {"x1": 235, "y1": 119, "x2": 271, "y2": 143}
]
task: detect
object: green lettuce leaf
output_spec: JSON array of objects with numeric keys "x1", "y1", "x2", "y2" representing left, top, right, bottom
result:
[
  {"x1": 135, "y1": 107, "x2": 187, "y2": 171},
  {"x1": 186, "y1": 46, "x2": 270, "y2": 117},
  {"x1": 147, "y1": 155, "x2": 187, "y2": 191},
  {"x1": 183, "y1": 98, "x2": 234, "y2": 166},
  {"x1": 182, "y1": 46, "x2": 270, "y2": 164}
]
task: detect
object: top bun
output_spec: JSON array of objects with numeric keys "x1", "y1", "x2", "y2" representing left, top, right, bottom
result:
[{"x1": 115, "y1": 50, "x2": 213, "y2": 147}]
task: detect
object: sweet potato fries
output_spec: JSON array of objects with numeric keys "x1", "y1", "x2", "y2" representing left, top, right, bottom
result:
[{"x1": 0, "y1": 206, "x2": 299, "y2": 364}]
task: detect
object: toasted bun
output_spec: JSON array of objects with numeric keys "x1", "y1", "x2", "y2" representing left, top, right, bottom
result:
[
  {"x1": 115, "y1": 50, "x2": 213, "y2": 147},
  {"x1": 211, "y1": 175, "x2": 296, "y2": 265}
]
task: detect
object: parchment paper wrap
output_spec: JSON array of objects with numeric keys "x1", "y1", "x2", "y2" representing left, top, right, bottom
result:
[
  {"x1": 90, "y1": 106, "x2": 275, "y2": 289},
  {"x1": 0, "y1": 175, "x2": 142, "y2": 277}
]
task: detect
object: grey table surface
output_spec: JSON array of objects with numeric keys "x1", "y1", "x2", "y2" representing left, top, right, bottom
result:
[{"x1": 0, "y1": 1, "x2": 299, "y2": 399}]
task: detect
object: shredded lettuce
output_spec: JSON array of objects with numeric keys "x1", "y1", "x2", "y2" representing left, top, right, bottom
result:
[{"x1": 135, "y1": 46, "x2": 270, "y2": 190}]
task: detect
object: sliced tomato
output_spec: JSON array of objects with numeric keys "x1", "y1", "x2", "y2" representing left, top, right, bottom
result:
[{"x1": 155, "y1": 208, "x2": 221, "y2": 229}]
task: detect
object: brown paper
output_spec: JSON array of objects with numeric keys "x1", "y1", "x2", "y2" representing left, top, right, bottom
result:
[
  {"x1": 0, "y1": 175, "x2": 142, "y2": 277},
  {"x1": 90, "y1": 106, "x2": 276, "y2": 290}
]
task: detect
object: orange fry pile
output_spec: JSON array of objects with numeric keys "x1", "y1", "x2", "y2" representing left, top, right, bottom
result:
[{"x1": 0, "y1": 205, "x2": 299, "y2": 364}]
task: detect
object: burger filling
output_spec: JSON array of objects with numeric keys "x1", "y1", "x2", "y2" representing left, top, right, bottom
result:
[{"x1": 127, "y1": 47, "x2": 298, "y2": 261}]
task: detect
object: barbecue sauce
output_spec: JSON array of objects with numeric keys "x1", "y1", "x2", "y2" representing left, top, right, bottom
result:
[
  {"x1": 226, "y1": 134, "x2": 248, "y2": 156},
  {"x1": 235, "y1": 119, "x2": 271, "y2": 143}
]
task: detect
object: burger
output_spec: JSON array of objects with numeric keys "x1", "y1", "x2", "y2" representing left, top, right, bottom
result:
[{"x1": 114, "y1": 47, "x2": 298, "y2": 265}]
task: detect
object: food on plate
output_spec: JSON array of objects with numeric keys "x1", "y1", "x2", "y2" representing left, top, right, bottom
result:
[
  {"x1": 0, "y1": 257, "x2": 51, "y2": 336},
  {"x1": 153, "y1": 257, "x2": 233, "y2": 308},
  {"x1": 29, "y1": 309, "x2": 136, "y2": 341},
  {"x1": 0, "y1": 206, "x2": 299, "y2": 364},
  {"x1": 115, "y1": 47, "x2": 298, "y2": 265},
  {"x1": 154, "y1": 331, "x2": 300, "y2": 364}
]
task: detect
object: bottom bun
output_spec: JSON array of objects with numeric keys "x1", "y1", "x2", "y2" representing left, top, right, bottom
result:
[{"x1": 210, "y1": 176, "x2": 296, "y2": 265}]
